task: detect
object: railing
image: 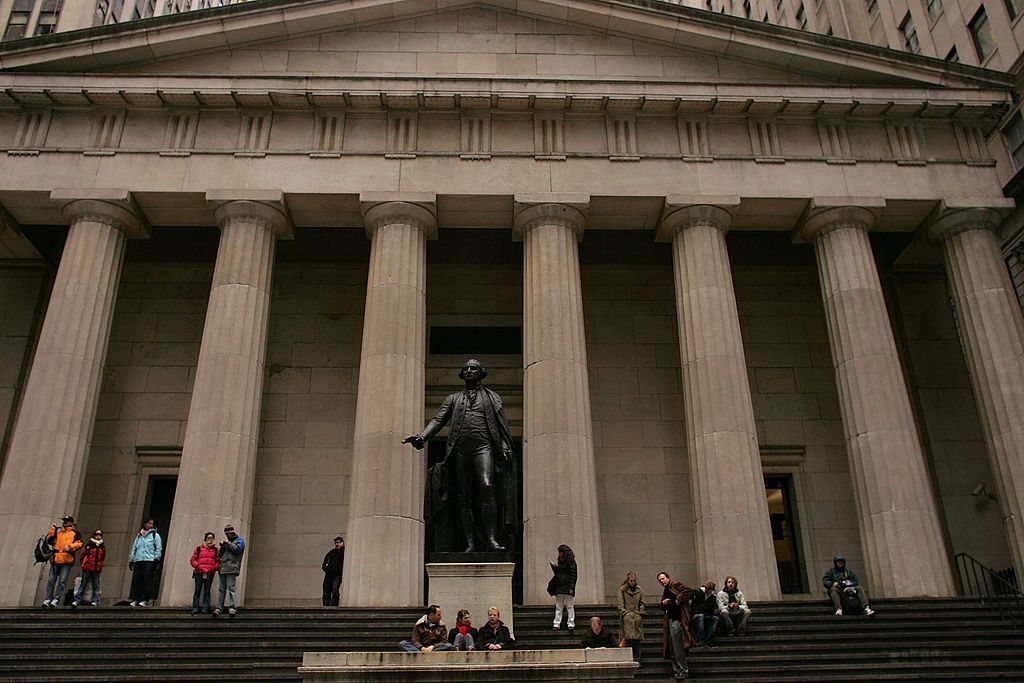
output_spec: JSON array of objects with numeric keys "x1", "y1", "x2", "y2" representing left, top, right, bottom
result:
[{"x1": 954, "y1": 552, "x2": 1024, "y2": 628}]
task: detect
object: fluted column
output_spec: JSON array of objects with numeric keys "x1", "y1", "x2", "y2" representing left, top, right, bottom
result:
[
  {"x1": 161, "y1": 194, "x2": 291, "y2": 606},
  {"x1": 800, "y1": 204, "x2": 955, "y2": 597},
  {"x1": 515, "y1": 196, "x2": 605, "y2": 604},
  {"x1": 0, "y1": 192, "x2": 144, "y2": 606},
  {"x1": 928, "y1": 207, "x2": 1024, "y2": 579},
  {"x1": 342, "y1": 197, "x2": 435, "y2": 607},
  {"x1": 660, "y1": 202, "x2": 781, "y2": 601}
]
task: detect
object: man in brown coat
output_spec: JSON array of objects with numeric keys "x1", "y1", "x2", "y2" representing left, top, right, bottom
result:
[{"x1": 399, "y1": 605, "x2": 455, "y2": 652}]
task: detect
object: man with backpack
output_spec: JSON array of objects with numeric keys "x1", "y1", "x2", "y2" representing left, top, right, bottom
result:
[
  {"x1": 41, "y1": 515, "x2": 83, "y2": 608},
  {"x1": 72, "y1": 529, "x2": 105, "y2": 607},
  {"x1": 823, "y1": 554, "x2": 875, "y2": 616}
]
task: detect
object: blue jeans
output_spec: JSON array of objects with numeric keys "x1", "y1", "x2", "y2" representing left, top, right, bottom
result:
[
  {"x1": 45, "y1": 564, "x2": 72, "y2": 603},
  {"x1": 322, "y1": 574, "x2": 342, "y2": 606},
  {"x1": 692, "y1": 614, "x2": 719, "y2": 644},
  {"x1": 193, "y1": 574, "x2": 214, "y2": 611},
  {"x1": 74, "y1": 571, "x2": 102, "y2": 604},
  {"x1": 217, "y1": 574, "x2": 237, "y2": 609},
  {"x1": 399, "y1": 641, "x2": 455, "y2": 652}
]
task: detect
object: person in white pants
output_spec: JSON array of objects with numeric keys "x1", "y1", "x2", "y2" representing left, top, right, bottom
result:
[{"x1": 549, "y1": 544, "x2": 577, "y2": 630}]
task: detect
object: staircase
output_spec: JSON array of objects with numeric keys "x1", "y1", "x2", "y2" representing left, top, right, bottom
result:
[{"x1": 0, "y1": 599, "x2": 1020, "y2": 682}]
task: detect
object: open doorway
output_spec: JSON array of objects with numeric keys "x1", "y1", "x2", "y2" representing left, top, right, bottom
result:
[
  {"x1": 765, "y1": 475, "x2": 808, "y2": 594},
  {"x1": 141, "y1": 475, "x2": 177, "y2": 597}
]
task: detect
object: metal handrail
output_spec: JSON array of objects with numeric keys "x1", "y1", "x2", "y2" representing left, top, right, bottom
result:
[{"x1": 954, "y1": 552, "x2": 1023, "y2": 628}]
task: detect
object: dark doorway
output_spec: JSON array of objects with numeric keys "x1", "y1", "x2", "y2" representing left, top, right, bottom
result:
[
  {"x1": 765, "y1": 475, "x2": 807, "y2": 594},
  {"x1": 425, "y1": 440, "x2": 524, "y2": 604},
  {"x1": 142, "y1": 475, "x2": 177, "y2": 596}
]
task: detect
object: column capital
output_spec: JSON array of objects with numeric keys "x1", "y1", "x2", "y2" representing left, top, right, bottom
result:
[
  {"x1": 360, "y1": 192, "x2": 437, "y2": 239},
  {"x1": 513, "y1": 193, "x2": 589, "y2": 241},
  {"x1": 51, "y1": 189, "x2": 149, "y2": 238},
  {"x1": 923, "y1": 199, "x2": 1013, "y2": 244},
  {"x1": 795, "y1": 197, "x2": 885, "y2": 243},
  {"x1": 656, "y1": 196, "x2": 739, "y2": 242},
  {"x1": 206, "y1": 190, "x2": 293, "y2": 239}
]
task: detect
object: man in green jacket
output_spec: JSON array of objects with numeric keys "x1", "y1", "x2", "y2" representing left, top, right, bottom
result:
[{"x1": 823, "y1": 555, "x2": 875, "y2": 616}]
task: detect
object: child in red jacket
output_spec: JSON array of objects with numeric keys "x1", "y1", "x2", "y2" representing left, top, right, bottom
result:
[
  {"x1": 190, "y1": 532, "x2": 221, "y2": 615},
  {"x1": 72, "y1": 529, "x2": 105, "y2": 607}
]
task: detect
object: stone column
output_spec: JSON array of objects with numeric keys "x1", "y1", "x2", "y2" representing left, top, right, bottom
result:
[
  {"x1": 515, "y1": 195, "x2": 605, "y2": 604},
  {"x1": 800, "y1": 203, "x2": 955, "y2": 598},
  {"x1": 659, "y1": 200, "x2": 781, "y2": 601},
  {"x1": 0, "y1": 191, "x2": 145, "y2": 606},
  {"x1": 927, "y1": 206, "x2": 1024, "y2": 579},
  {"x1": 161, "y1": 193, "x2": 291, "y2": 607},
  {"x1": 342, "y1": 195, "x2": 436, "y2": 607}
]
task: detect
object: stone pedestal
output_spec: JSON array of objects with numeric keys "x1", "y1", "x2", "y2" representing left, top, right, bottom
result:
[
  {"x1": 928, "y1": 208, "x2": 1024, "y2": 581},
  {"x1": 343, "y1": 196, "x2": 436, "y2": 607},
  {"x1": 659, "y1": 201, "x2": 781, "y2": 601},
  {"x1": 299, "y1": 649, "x2": 637, "y2": 682},
  {"x1": 426, "y1": 562, "x2": 516, "y2": 636},
  {"x1": 161, "y1": 195, "x2": 291, "y2": 607},
  {"x1": 800, "y1": 204, "x2": 955, "y2": 598},
  {"x1": 515, "y1": 196, "x2": 604, "y2": 605},
  {"x1": 0, "y1": 192, "x2": 144, "y2": 606}
]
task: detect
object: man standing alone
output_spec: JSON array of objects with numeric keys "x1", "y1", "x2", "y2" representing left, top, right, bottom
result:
[{"x1": 321, "y1": 536, "x2": 345, "y2": 607}]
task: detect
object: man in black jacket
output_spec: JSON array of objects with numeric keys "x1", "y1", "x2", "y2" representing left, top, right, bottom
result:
[
  {"x1": 690, "y1": 581, "x2": 719, "y2": 647},
  {"x1": 321, "y1": 537, "x2": 345, "y2": 607}
]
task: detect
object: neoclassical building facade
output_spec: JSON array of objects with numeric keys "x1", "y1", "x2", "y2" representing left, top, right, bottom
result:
[{"x1": 0, "y1": 0, "x2": 1021, "y2": 607}]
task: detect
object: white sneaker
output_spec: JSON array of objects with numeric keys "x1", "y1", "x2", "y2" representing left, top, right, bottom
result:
[
  {"x1": 129, "y1": 601, "x2": 138, "y2": 607},
  {"x1": 834, "y1": 608, "x2": 843, "y2": 616},
  {"x1": 863, "y1": 606, "x2": 875, "y2": 616},
  {"x1": 41, "y1": 600, "x2": 51, "y2": 608},
  {"x1": 137, "y1": 601, "x2": 148, "y2": 607}
]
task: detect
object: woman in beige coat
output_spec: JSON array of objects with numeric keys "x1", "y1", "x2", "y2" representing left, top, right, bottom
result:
[{"x1": 618, "y1": 571, "x2": 646, "y2": 663}]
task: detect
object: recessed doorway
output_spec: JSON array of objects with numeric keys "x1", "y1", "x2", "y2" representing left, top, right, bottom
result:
[{"x1": 765, "y1": 475, "x2": 808, "y2": 594}]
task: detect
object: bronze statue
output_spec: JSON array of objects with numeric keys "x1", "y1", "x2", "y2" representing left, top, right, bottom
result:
[{"x1": 404, "y1": 359, "x2": 515, "y2": 553}]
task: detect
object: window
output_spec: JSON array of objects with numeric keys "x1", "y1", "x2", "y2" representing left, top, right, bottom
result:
[
  {"x1": 970, "y1": 7, "x2": 994, "y2": 61},
  {"x1": 945, "y1": 45, "x2": 959, "y2": 61},
  {"x1": 35, "y1": 0, "x2": 63, "y2": 34},
  {"x1": 93, "y1": 0, "x2": 123, "y2": 26},
  {"x1": 925, "y1": 0, "x2": 943, "y2": 20},
  {"x1": 866, "y1": 0, "x2": 878, "y2": 17},
  {"x1": 3, "y1": 0, "x2": 32, "y2": 40},
  {"x1": 796, "y1": 3, "x2": 807, "y2": 28},
  {"x1": 743, "y1": 0, "x2": 752, "y2": 17},
  {"x1": 1005, "y1": 0, "x2": 1024, "y2": 20},
  {"x1": 164, "y1": 0, "x2": 192, "y2": 12},
  {"x1": 1004, "y1": 112, "x2": 1024, "y2": 170},
  {"x1": 900, "y1": 13, "x2": 919, "y2": 53},
  {"x1": 133, "y1": 0, "x2": 156, "y2": 19}
]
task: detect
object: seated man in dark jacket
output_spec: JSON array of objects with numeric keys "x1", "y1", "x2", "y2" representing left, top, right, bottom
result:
[
  {"x1": 823, "y1": 554, "x2": 875, "y2": 616},
  {"x1": 477, "y1": 606, "x2": 516, "y2": 650},
  {"x1": 580, "y1": 615, "x2": 618, "y2": 648},
  {"x1": 399, "y1": 605, "x2": 455, "y2": 652},
  {"x1": 690, "y1": 581, "x2": 719, "y2": 647}
]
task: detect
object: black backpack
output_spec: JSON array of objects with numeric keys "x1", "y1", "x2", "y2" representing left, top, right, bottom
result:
[{"x1": 33, "y1": 535, "x2": 53, "y2": 564}]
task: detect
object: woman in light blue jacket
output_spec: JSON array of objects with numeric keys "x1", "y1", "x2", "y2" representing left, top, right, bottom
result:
[{"x1": 128, "y1": 518, "x2": 163, "y2": 606}]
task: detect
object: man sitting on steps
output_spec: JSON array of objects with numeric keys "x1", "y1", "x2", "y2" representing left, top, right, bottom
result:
[
  {"x1": 399, "y1": 605, "x2": 455, "y2": 652},
  {"x1": 823, "y1": 554, "x2": 875, "y2": 616}
]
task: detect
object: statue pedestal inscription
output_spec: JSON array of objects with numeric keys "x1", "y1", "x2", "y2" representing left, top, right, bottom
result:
[{"x1": 426, "y1": 562, "x2": 516, "y2": 637}]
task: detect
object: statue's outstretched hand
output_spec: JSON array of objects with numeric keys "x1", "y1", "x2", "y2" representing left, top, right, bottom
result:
[{"x1": 403, "y1": 435, "x2": 425, "y2": 450}]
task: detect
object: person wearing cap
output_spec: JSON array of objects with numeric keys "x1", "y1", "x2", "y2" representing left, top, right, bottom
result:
[
  {"x1": 128, "y1": 518, "x2": 162, "y2": 607},
  {"x1": 42, "y1": 516, "x2": 82, "y2": 608},
  {"x1": 214, "y1": 524, "x2": 245, "y2": 616},
  {"x1": 321, "y1": 536, "x2": 345, "y2": 607},
  {"x1": 72, "y1": 529, "x2": 105, "y2": 607}
]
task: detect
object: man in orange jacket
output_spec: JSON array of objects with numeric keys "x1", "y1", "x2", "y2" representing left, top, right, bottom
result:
[{"x1": 42, "y1": 515, "x2": 83, "y2": 608}]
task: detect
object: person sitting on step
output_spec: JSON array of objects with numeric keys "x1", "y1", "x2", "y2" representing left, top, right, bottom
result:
[
  {"x1": 580, "y1": 615, "x2": 618, "y2": 648},
  {"x1": 716, "y1": 576, "x2": 751, "y2": 636},
  {"x1": 399, "y1": 604, "x2": 455, "y2": 652},
  {"x1": 823, "y1": 554, "x2": 875, "y2": 616},
  {"x1": 477, "y1": 606, "x2": 516, "y2": 650},
  {"x1": 447, "y1": 609, "x2": 478, "y2": 651}
]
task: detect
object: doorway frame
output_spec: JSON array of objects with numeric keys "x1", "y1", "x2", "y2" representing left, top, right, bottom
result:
[
  {"x1": 761, "y1": 446, "x2": 817, "y2": 597},
  {"x1": 122, "y1": 447, "x2": 181, "y2": 602}
]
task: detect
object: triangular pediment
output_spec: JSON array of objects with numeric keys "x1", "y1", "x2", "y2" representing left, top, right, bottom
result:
[{"x1": 0, "y1": 0, "x2": 1013, "y2": 91}]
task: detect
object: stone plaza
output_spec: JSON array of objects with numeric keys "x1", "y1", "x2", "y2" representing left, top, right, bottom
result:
[{"x1": 0, "y1": 0, "x2": 1021, "y2": 609}]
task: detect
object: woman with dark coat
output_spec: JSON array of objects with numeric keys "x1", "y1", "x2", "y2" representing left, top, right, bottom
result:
[{"x1": 549, "y1": 544, "x2": 577, "y2": 630}]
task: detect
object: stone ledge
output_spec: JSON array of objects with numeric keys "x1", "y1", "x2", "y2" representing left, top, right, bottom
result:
[{"x1": 299, "y1": 649, "x2": 637, "y2": 682}]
